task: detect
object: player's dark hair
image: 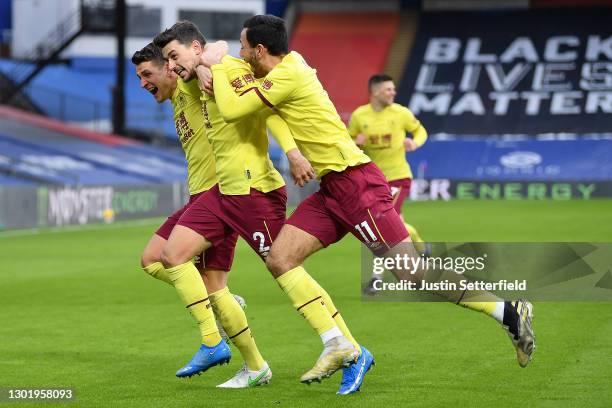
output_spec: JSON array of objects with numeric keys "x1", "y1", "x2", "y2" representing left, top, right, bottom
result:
[
  {"x1": 368, "y1": 74, "x2": 394, "y2": 91},
  {"x1": 242, "y1": 15, "x2": 288, "y2": 56},
  {"x1": 131, "y1": 42, "x2": 164, "y2": 67},
  {"x1": 153, "y1": 20, "x2": 206, "y2": 49}
]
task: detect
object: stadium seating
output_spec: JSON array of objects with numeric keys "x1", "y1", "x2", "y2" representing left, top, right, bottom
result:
[
  {"x1": 0, "y1": 105, "x2": 186, "y2": 185},
  {"x1": 0, "y1": 58, "x2": 175, "y2": 140},
  {"x1": 289, "y1": 12, "x2": 399, "y2": 121}
]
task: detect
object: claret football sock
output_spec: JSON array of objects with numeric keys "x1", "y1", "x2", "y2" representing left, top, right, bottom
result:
[
  {"x1": 276, "y1": 266, "x2": 337, "y2": 342},
  {"x1": 209, "y1": 287, "x2": 265, "y2": 371},
  {"x1": 166, "y1": 261, "x2": 221, "y2": 347},
  {"x1": 142, "y1": 261, "x2": 172, "y2": 285}
]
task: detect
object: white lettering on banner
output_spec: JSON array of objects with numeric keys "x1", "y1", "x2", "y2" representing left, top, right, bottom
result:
[
  {"x1": 486, "y1": 63, "x2": 531, "y2": 91},
  {"x1": 585, "y1": 92, "x2": 612, "y2": 113},
  {"x1": 580, "y1": 63, "x2": 612, "y2": 90},
  {"x1": 521, "y1": 91, "x2": 550, "y2": 115},
  {"x1": 550, "y1": 91, "x2": 583, "y2": 114},
  {"x1": 48, "y1": 187, "x2": 113, "y2": 226},
  {"x1": 409, "y1": 93, "x2": 452, "y2": 114},
  {"x1": 450, "y1": 93, "x2": 485, "y2": 115},
  {"x1": 410, "y1": 179, "x2": 452, "y2": 201},
  {"x1": 464, "y1": 38, "x2": 497, "y2": 63},
  {"x1": 459, "y1": 64, "x2": 480, "y2": 92},
  {"x1": 532, "y1": 63, "x2": 574, "y2": 91},
  {"x1": 544, "y1": 36, "x2": 579, "y2": 62},
  {"x1": 415, "y1": 65, "x2": 454, "y2": 92},
  {"x1": 500, "y1": 37, "x2": 539, "y2": 63},
  {"x1": 490, "y1": 92, "x2": 519, "y2": 115},
  {"x1": 424, "y1": 38, "x2": 460, "y2": 63},
  {"x1": 586, "y1": 36, "x2": 612, "y2": 61},
  {"x1": 412, "y1": 35, "x2": 612, "y2": 117}
]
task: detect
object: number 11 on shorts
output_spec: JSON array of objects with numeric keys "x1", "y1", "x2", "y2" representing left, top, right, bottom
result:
[{"x1": 355, "y1": 221, "x2": 377, "y2": 243}]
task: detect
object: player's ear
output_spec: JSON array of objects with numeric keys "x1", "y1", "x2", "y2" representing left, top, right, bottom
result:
[
  {"x1": 256, "y1": 44, "x2": 266, "y2": 57},
  {"x1": 192, "y1": 40, "x2": 203, "y2": 54}
]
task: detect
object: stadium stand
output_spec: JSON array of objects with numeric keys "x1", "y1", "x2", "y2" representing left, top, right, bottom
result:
[
  {"x1": 0, "y1": 105, "x2": 186, "y2": 185},
  {"x1": 1, "y1": 1, "x2": 610, "y2": 207},
  {"x1": 0, "y1": 58, "x2": 175, "y2": 140},
  {"x1": 289, "y1": 11, "x2": 400, "y2": 121}
]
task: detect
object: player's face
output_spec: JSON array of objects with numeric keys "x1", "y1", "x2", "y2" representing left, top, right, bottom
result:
[
  {"x1": 162, "y1": 40, "x2": 200, "y2": 81},
  {"x1": 372, "y1": 80, "x2": 396, "y2": 106},
  {"x1": 239, "y1": 28, "x2": 262, "y2": 75},
  {"x1": 135, "y1": 61, "x2": 176, "y2": 103}
]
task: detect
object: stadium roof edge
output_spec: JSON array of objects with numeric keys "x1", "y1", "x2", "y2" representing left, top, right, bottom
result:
[{"x1": 0, "y1": 105, "x2": 137, "y2": 147}]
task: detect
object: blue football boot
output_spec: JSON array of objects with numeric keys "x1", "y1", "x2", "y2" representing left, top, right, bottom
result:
[
  {"x1": 337, "y1": 345, "x2": 375, "y2": 395},
  {"x1": 176, "y1": 339, "x2": 231, "y2": 378}
]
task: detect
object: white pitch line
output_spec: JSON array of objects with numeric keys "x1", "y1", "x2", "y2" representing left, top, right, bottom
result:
[{"x1": 0, "y1": 218, "x2": 164, "y2": 239}]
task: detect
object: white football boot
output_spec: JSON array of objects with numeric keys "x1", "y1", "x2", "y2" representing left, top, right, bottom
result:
[{"x1": 217, "y1": 362, "x2": 272, "y2": 388}]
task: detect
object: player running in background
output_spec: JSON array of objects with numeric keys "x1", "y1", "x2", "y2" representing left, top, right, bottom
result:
[
  {"x1": 201, "y1": 15, "x2": 536, "y2": 389},
  {"x1": 152, "y1": 21, "x2": 327, "y2": 388},
  {"x1": 132, "y1": 43, "x2": 270, "y2": 387},
  {"x1": 348, "y1": 74, "x2": 428, "y2": 294}
]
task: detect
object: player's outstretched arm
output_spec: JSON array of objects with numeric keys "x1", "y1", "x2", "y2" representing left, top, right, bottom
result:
[
  {"x1": 347, "y1": 112, "x2": 366, "y2": 146},
  {"x1": 405, "y1": 125, "x2": 428, "y2": 152},
  {"x1": 265, "y1": 114, "x2": 315, "y2": 187},
  {"x1": 286, "y1": 148, "x2": 316, "y2": 187},
  {"x1": 211, "y1": 61, "x2": 269, "y2": 123},
  {"x1": 412, "y1": 124, "x2": 428, "y2": 147},
  {"x1": 265, "y1": 113, "x2": 297, "y2": 153}
]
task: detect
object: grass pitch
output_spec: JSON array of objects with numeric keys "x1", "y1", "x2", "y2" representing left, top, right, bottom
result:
[{"x1": 1, "y1": 199, "x2": 611, "y2": 407}]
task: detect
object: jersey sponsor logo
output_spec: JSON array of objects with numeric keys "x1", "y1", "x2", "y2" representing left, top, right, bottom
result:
[
  {"x1": 230, "y1": 74, "x2": 256, "y2": 92},
  {"x1": 201, "y1": 101, "x2": 212, "y2": 129},
  {"x1": 177, "y1": 92, "x2": 186, "y2": 108},
  {"x1": 262, "y1": 79, "x2": 273, "y2": 90},
  {"x1": 368, "y1": 134, "x2": 392, "y2": 149},
  {"x1": 175, "y1": 111, "x2": 195, "y2": 145}
]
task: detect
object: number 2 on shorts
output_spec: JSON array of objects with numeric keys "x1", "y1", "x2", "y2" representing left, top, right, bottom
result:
[{"x1": 252, "y1": 231, "x2": 270, "y2": 257}]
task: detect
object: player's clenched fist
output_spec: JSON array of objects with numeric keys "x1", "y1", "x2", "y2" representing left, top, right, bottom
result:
[
  {"x1": 287, "y1": 148, "x2": 316, "y2": 187},
  {"x1": 196, "y1": 65, "x2": 214, "y2": 95},
  {"x1": 200, "y1": 40, "x2": 229, "y2": 67}
]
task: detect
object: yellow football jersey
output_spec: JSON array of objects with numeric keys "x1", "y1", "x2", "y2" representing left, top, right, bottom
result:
[
  {"x1": 171, "y1": 78, "x2": 217, "y2": 195},
  {"x1": 212, "y1": 52, "x2": 370, "y2": 179},
  {"x1": 348, "y1": 103, "x2": 427, "y2": 181},
  {"x1": 202, "y1": 56, "x2": 285, "y2": 195}
]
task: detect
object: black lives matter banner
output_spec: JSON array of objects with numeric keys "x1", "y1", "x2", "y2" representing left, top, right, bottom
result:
[{"x1": 398, "y1": 8, "x2": 612, "y2": 134}]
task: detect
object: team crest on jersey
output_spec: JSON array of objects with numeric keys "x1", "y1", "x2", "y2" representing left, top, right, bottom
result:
[
  {"x1": 262, "y1": 79, "x2": 273, "y2": 90},
  {"x1": 177, "y1": 93, "x2": 186, "y2": 108}
]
